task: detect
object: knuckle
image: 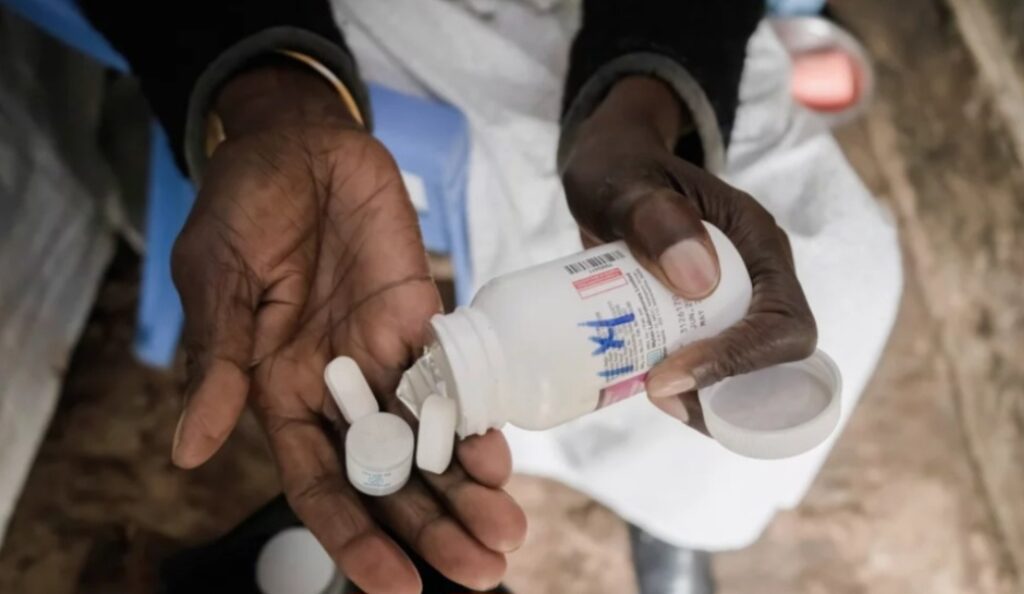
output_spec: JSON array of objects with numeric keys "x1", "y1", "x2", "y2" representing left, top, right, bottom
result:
[
  {"x1": 286, "y1": 477, "x2": 371, "y2": 550},
  {"x1": 728, "y1": 188, "x2": 776, "y2": 226},
  {"x1": 188, "y1": 403, "x2": 226, "y2": 441},
  {"x1": 769, "y1": 309, "x2": 818, "y2": 361},
  {"x1": 705, "y1": 309, "x2": 819, "y2": 382},
  {"x1": 289, "y1": 473, "x2": 344, "y2": 508},
  {"x1": 790, "y1": 312, "x2": 819, "y2": 358},
  {"x1": 706, "y1": 323, "x2": 763, "y2": 380},
  {"x1": 624, "y1": 190, "x2": 699, "y2": 241},
  {"x1": 747, "y1": 200, "x2": 779, "y2": 230}
]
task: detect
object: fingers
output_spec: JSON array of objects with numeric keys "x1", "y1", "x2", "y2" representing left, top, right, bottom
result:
[
  {"x1": 455, "y1": 429, "x2": 513, "y2": 488},
  {"x1": 647, "y1": 392, "x2": 709, "y2": 435},
  {"x1": 639, "y1": 164, "x2": 817, "y2": 400},
  {"x1": 269, "y1": 415, "x2": 422, "y2": 594},
  {"x1": 647, "y1": 310, "x2": 817, "y2": 398},
  {"x1": 382, "y1": 403, "x2": 525, "y2": 554},
  {"x1": 620, "y1": 189, "x2": 720, "y2": 299},
  {"x1": 171, "y1": 248, "x2": 256, "y2": 468},
  {"x1": 369, "y1": 476, "x2": 509, "y2": 591},
  {"x1": 172, "y1": 357, "x2": 251, "y2": 468},
  {"x1": 421, "y1": 455, "x2": 527, "y2": 554}
]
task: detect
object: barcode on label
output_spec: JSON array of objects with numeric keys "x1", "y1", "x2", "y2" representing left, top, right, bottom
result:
[{"x1": 564, "y1": 250, "x2": 626, "y2": 274}]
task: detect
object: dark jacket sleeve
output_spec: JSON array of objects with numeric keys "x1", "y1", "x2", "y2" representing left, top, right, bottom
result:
[
  {"x1": 78, "y1": 0, "x2": 369, "y2": 177},
  {"x1": 559, "y1": 1, "x2": 764, "y2": 173}
]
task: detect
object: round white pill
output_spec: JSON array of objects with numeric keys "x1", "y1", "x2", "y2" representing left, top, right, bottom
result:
[
  {"x1": 324, "y1": 357, "x2": 378, "y2": 424},
  {"x1": 416, "y1": 394, "x2": 457, "y2": 474},
  {"x1": 345, "y1": 412, "x2": 414, "y2": 496},
  {"x1": 255, "y1": 527, "x2": 336, "y2": 594}
]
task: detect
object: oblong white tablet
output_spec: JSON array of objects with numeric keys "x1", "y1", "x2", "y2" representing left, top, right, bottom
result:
[{"x1": 324, "y1": 357, "x2": 378, "y2": 424}]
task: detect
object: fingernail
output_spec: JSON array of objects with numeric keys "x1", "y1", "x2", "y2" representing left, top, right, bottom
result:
[
  {"x1": 659, "y1": 239, "x2": 718, "y2": 297},
  {"x1": 647, "y1": 372, "x2": 696, "y2": 399},
  {"x1": 651, "y1": 395, "x2": 690, "y2": 424},
  {"x1": 171, "y1": 409, "x2": 187, "y2": 462}
]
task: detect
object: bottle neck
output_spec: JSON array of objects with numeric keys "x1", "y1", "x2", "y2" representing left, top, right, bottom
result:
[{"x1": 428, "y1": 307, "x2": 507, "y2": 437}]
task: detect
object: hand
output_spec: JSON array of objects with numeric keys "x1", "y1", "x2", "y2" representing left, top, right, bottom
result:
[
  {"x1": 561, "y1": 76, "x2": 817, "y2": 428},
  {"x1": 170, "y1": 65, "x2": 525, "y2": 593}
]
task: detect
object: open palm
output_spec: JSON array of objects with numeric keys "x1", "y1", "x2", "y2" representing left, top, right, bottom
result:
[{"x1": 171, "y1": 123, "x2": 525, "y2": 593}]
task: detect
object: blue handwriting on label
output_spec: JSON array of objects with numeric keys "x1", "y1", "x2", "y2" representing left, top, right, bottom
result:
[
  {"x1": 599, "y1": 365, "x2": 635, "y2": 380},
  {"x1": 579, "y1": 312, "x2": 635, "y2": 356}
]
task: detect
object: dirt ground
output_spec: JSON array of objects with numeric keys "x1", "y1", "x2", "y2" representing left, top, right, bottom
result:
[{"x1": 1, "y1": 0, "x2": 1023, "y2": 592}]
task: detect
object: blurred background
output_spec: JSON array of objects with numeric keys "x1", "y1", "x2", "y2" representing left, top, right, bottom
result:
[{"x1": 0, "y1": 0, "x2": 1022, "y2": 592}]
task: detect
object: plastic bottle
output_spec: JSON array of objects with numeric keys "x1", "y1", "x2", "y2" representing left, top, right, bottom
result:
[
  {"x1": 400, "y1": 222, "x2": 840, "y2": 462},
  {"x1": 399, "y1": 222, "x2": 749, "y2": 433}
]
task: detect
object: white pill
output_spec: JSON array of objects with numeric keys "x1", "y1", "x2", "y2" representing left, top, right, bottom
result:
[
  {"x1": 416, "y1": 394, "x2": 457, "y2": 474},
  {"x1": 345, "y1": 412, "x2": 414, "y2": 496},
  {"x1": 324, "y1": 357, "x2": 378, "y2": 424}
]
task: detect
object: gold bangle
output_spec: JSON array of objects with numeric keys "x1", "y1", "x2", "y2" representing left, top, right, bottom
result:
[
  {"x1": 204, "y1": 49, "x2": 365, "y2": 157},
  {"x1": 276, "y1": 50, "x2": 365, "y2": 127}
]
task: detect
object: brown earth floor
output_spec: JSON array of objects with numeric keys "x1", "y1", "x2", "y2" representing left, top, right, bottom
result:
[{"x1": 2, "y1": 0, "x2": 1023, "y2": 592}]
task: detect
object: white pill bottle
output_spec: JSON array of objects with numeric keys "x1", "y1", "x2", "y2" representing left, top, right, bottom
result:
[{"x1": 400, "y1": 223, "x2": 840, "y2": 459}]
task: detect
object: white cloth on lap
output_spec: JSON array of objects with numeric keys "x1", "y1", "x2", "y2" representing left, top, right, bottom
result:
[{"x1": 336, "y1": 0, "x2": 902, "y2": 550}]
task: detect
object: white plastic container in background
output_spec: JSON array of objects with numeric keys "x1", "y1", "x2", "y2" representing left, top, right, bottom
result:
[
  {"x1": 400, "y1": 222, "x2": 841, "y2": 461},
  {"x1": 255, "y1": 527, "x2": 344, "y2": 594}
]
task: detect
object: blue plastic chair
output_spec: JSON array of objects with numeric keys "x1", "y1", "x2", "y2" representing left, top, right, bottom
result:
[
  {"x1": 2, "y1": 0, "x2": 471, "y2": 367},
  {"x1": 767, "y1": 0, "x2": 827, "y2": 15}
]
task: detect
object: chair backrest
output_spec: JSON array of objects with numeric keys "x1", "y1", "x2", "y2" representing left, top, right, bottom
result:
[{"x1": 1, "y1": 0, "x2": 128, "y2": 69}]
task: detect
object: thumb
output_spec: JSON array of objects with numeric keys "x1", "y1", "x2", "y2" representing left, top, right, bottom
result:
[
  {"x1": 172, "y1": 260, "x2": 256, "y2": 469},
  {"x1": 620, "y1": 189, "x2": 720, "y2": 299}
]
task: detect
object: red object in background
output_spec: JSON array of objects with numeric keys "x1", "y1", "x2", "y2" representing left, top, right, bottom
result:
[{"x1": 791, "y1": 49, "x2": 860, "y2": 112}]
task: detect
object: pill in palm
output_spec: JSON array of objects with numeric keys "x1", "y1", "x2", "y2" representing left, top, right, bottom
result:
[
  {"x1": 416, "y1": 394, "x2": 457, "y2": 474},
  {"x1": 324, "y1": 356, "x2": 379, "y2": 424},
  {"x1": 346, "y1": 412, "x2": 414, "y2": 496}
]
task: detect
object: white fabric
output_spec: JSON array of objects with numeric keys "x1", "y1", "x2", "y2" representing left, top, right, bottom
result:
[
  {"x1": 335, "y1": 0, "x2": 902, "y2": 550},
  {"x1": 0, "y1": 22, "x2": 118, "y2": 544}
]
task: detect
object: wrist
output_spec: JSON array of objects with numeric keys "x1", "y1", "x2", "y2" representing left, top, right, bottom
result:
[
  {"x1": 215, "y1": 59, "x2": 359, "y2": 137},
  {"x1": 581, "y1": 76, "x2": 692, "y2": 151}
]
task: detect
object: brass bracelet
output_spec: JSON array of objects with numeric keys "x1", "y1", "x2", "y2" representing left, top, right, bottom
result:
[{"x1": 204, "y1": 49, "x2": 365, "y2": 157}]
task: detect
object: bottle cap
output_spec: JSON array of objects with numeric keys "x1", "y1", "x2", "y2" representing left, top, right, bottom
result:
[
  {"x1": 416, "y1": 394, "x2": 457, "y2": 474},
  {"x1": 255, "y1": 527, "x2": 336, "y2": 594},
  {"x1": 427, "y1": 308, "x2": 505, "y2": 437},
  {"x1": 698, "y1": 349, "x2": 842, "y2": 459},
  {"x1": 345, "y1": 412, "x2": 414, "y2": 496},
  {"x1": 325, "y1": 357, "x2": 379, "y2": 424}
]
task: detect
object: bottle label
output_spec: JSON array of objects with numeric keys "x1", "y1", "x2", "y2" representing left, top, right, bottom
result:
[{"x1": 563, "y1": 247, "x2": 710, "y2": 410}]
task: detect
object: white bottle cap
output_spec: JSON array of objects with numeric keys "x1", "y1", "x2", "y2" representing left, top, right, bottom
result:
[
  {"x1": 698, "y1": 349, "x2": 842, "y2": 459},
  {"x1": 345, "y1": 412, "x2": 414, "y2": 496},
  {"x1": 255, "y1": 527, "x2": 336, "y2": 594},
  {"x1": 416, "y1": 394, "x2": 457, "y2": 474},
  {"x1": 324, "y1": 357, "x2": 379, "y2": 424}
]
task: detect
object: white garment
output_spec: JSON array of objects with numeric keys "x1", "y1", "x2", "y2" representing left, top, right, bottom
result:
[{"x1": 335, "y1": 0, "x2": 902, "y2": 550}]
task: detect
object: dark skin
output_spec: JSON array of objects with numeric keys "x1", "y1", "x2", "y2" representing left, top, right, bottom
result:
[
  {"x1": 563, "y1": 76, "x2": 817, "y2": 426},
  {"x1": 170, "y1": 67, "x2": 816, "y2": 594}
]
